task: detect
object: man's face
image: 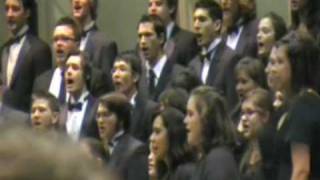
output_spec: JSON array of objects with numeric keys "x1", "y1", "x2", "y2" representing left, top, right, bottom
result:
[
  {"x1": 65, "y1": 55, "x2": 85, "y2": 96},
  {"x1": 52, "y1": 25, "x2": 77, "y2": 65},
  {"x1": 5, "y1": 0, "x2": 29, "y2": 34},
  {"x1": 96, "y1": 103, "x2": 118, "y2": 142},
  {"x1": 31, "y1": 99, "x2": 57, "y2": 132},
  {"x1": 220, "y1": 0, "x2": 239, "y2": 25},
  {"x1": 72, "y1": 0, "x2": 91, "y2": 21},
  {"x1": 112, "y1": 60, "x2": 138, "y2": 96},
  {"x1": 193, "y1": 8, "x2": 219, "y2": 48},
  {"x1": 138, "y1": 22, "x2": 163, "y2": 63},
  {"x1": 148, "y1": 0, "x2": 172, "y2": 25}
]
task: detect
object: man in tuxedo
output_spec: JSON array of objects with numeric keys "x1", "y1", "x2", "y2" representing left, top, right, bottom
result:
[
  {"x1": 33, "y1": 17, "x2": 80, "y2": 105},
  {"x1": 138, "y1": 14, "x2": 185, "y2": 101},
  {"x1": 30, "y1": 91, "x2": 60, "y2": 132},
  {"x1": 112, "y1": 52, "x2": 158, "y2": 142},
  {"x1": 96, "y1": 92, "x2": 149, "y2": 180},
  {"x1": 1, "y1": 0, "x2": 52, "y2": 112},
  {"x1": 189, "y1": 0, "x2": 239, "y2": 110},
  {"x1": 220, "y1": 0, "x2": 258, "y2": 58},
  {"x1": 148, "y1": 0, "x2": 199, "y2": 66},
  {"x1": 59, "y1": 50, "x2": 98, "y2": 141},
  {"x1": 71, "y1": 0, "x2": 117, "y2": 96}
]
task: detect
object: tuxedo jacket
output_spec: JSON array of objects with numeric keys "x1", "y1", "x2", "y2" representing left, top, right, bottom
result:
[
  {"x1": 225, "y1": 18, "x2": 258, "y2": 58},
  {"x1": 0, "y1": 33, "x2": 52, "y2": 112},
  {"x1": 59, "y1": 94, "x2": 99, "y2": 139},
  {"x1": 166, "y1": 25, "x2": 199, "y2": 66},
  {"x1": 83, "y1": 26, "x2": 117, "y2": 96},
  {"x1": 140, "y1": 58, "x2": 186, "y2": 101},
  {"x1": 130, "y1": 91, "x2": 159, "y2": 143},
  {"x1": 108, "y1": 133, "x2": 149, "y2": 180},
  {"x1": 189, "y1": 41, "x2": 239, "y2": 110}
]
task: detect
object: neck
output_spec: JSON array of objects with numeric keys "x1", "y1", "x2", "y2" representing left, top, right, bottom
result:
[
  {"x1": 70, "y1": 87, "x2": 86, "y2": 102},
  {"x1": 126, "y1": 87, "x2": 137, "y2": 100},
  {"x1": 149, "y1": 51, "x2": 164, "y2": 68},
  {"x1": 77, "y1": 15, "x2": 93, "y2": 30}
]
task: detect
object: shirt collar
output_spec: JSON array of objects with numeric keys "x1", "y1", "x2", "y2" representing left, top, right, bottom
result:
[
  {"x1": 69, "y1": 89, "x2": 89, "y2": 104},
  {"x1": 207, "y1": 37, "x2": 222, "y2": 53},
  {"x1": 110, "y1": 130, "x2": 125, "y2": 147},
  {"x1": 166, "y1": 21, "x2": 175, "y2": 39},
  {"x1": 83, "y1": 21, "x2": 95, "y2": 32},
  {"x1": 130, "y1": 91, "x2": 138, "y2": 106},
  {"x1": 146, "y1": 54, "x2": 167, "y2": 79}
]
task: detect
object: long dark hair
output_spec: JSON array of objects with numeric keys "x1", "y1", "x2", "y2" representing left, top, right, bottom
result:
[
  {"x1": 274, "y1": 32, "x2": 320, "y2": 94},
  {"x1": 191, "y1": 86, "x2": 236, "y2": 154},
  {"x1": 152, "y1": 107, "x2": 193, "y2": 179}
]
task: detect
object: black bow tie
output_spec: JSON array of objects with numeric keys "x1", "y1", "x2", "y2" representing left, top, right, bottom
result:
[
  {"x1": 8, "y1": 34, "x2": 25, "y2": 45},
  {"x1": 68, "y1": 102, "x2": 82, "y2": 111}
]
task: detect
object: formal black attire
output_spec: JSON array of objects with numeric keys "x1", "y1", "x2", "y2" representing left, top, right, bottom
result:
[
  {"x1": 166, "y1": 24, "x2": 199, "y2": 66},
  {"x1": 107, "y1": 133, "x2": 149, "y2": 180},
  {"x1": 0, "y1": 32, "x2": 52, "y2": 112},
  {"x1": 189, "y1": 40, "x2": 239, "y2": 110}
]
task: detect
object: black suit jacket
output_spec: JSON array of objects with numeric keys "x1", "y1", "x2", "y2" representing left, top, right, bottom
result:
[
  {"x1": 225, "y1": 18, "x2": 258, "y2": 58},
  {"x1": 32, "y1": 69, "x2": 54, "y2": 93},
  {"x1": 108, "y1": 133, "x2": 149, "y2": 180},
  {"x1": 59, "y1": 94, "x2": 99, "y2": 139},
  {"x1": 166, "y1": 25, "x2": 199, "y2": 66},
  {"x1": 0, "y1": 33, "x2": 52, "y2": 112},
  {"x1": 130, "y1": 91, "x2": 158, "y2": 143},
  {"x1": 83, "y1": 26, "x2": 117, "y2": 96},
  {"x1": 189, "y1": 41, "x2": 239, "y2": 110},
  {"x1": 141, "y1": 57, "x2": 186, "y2": 101}
]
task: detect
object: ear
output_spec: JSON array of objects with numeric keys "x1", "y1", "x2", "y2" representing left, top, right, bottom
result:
[
  {"x1": 169, "y1": 6, "x2": 176, "y2": 18},
  {"x1": 51, "y1": 112, "x2": 59, "y2": 125},
  {"x1": 133, "y1": 73, "x2": 140, "y2": 83},
  {"x1": 213, "y1": 19, "x2": 222, "y2": 33},
  {"x1": 24, "y1": 9, "x2": 30, "y2": 19},
  {"x1": 261, "y1": 111, "x2": 270, "y2": 124}
]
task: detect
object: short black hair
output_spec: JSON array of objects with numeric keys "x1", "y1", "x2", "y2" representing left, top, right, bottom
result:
[
  {"x1": 138, "y1": 14, "x2": 166, "y2": 39},
  {"x1": 98, "y1": 92, "x2": 131, "y2": 132},
  {"x1": 32, "y1": 91, "x2": 60, "y2": 113},
  {"x1": 55, "y1": 16, "x2": 81, "y2": 42},
  {"x1": 114, "y1": 51, "x2": 142, "y2": 77},
  {"x1": 194, "y1": 0, "x2": 223, "y2": 21}
]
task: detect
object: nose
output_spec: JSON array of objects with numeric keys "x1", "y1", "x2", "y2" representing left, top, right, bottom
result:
[
  {"x1": 149, "y1": 3, "x2": 157, "y2": 14},
  {"x1": 6, "y1": 8, "x2": 14, "y2": 18},
  {"x1": 112, "y1": 69, "x2": 120, "y2": 79},
  {"x1": 149, "y1": 133, "x2": 155, "y2": 143},
  {"x1": 32, "y1": 110, "x2": 40, "y2": 120},
  {"x1": 193, "y1": 20, "x2": 200, "y2": 32}
]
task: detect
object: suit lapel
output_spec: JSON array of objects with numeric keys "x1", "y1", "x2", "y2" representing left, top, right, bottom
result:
[
  {"x1": 1, "y1": 44, "x2": 10, "y2": 86},
  {"x1": 206, "y1": 42, "x2": 224, "y2": 85},
  {"x1": 80, "y1": 95, "x2": 95, "y2": 137},
  {"x1": 10, "y1": 35, "x2": 31, "y2": 87},
  {"x1": 153, "y1": 60, "x2": 173, "y2": 99}
]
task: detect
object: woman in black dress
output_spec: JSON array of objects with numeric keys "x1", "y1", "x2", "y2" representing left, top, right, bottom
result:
[
  {"x1": 184, "y1": 86, "x2": 239, "y2": 180},
  {"x1": 238, "y1": 88, "x2": 273, "y2": 180},
  {"x1": 265, "y1": 32, "x2": 320, "y2": 179},
  {"x1": 149, "y1": 107, "x2": 194, "y2": 180}
]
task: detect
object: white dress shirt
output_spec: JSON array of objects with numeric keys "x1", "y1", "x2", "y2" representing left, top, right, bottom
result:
[
  {"x1": 146, "y1": 55, "x2": 167, "y2": 87},
  {"x1": 201, "y1": 38, "x2": 222, "y2": 84},
  {"x1": 6, "y1": 25, "x2": 28, "y2": 86},
  {"x1": 66, "y1": 90, "x2": 90, "y2": 141},
  {"x1": 226, "y1": 26, "x2": 243, "y2": 50}
]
